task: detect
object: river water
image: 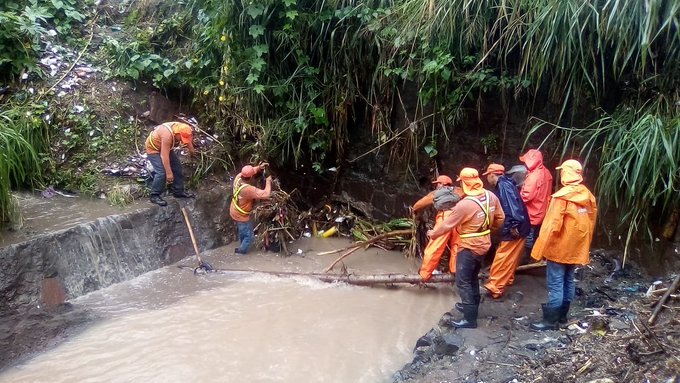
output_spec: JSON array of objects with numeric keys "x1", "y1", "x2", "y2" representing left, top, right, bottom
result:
[{"x1": 0, "y1": 237, "x2": 455, "y2": 383}]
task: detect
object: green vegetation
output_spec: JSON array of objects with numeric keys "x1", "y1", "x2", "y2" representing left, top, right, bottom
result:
[
  {"x1": 0, "y1": 0, "x2": 678, "y2": 249},
  {"x1": 0, "y1": 104, "x2": 49, "y2": 222}
]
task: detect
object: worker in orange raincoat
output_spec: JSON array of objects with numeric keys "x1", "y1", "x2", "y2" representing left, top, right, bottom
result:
[
  {"x1": 412, "y1": 175, "x2": 464, "y2": 281},
  {"x1": 482, "y1": 164, "x2": 531, "y2": 298},
  {"x1": 529, "y1": 160, "x2": 597, "y2": 331},
  {"x1": 428, "y1": 168, "x2": 505, "y2": 329},
  {"x1": 519, "y1": 149, "x2": 553, "y2": 264},
  {"x1": 145, "y1": 121, "x2": 196, "y2": 206}
]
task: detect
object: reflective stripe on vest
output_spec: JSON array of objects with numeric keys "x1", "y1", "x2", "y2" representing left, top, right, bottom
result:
[
  {"x1": 459, "y1": 191, "x2": 491, "y2": 238},
  {"x1": 232, "y1": 183, "x2": 251, "y2": 215},
  {"x1": 146, "y1": 123, "x2": 174, "y2": 151}
]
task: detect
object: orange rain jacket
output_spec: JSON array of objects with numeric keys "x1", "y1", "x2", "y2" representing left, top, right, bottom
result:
[
  {"x1": 530, "y1": 184, "x2": 597, "y2": 265},
  {"x1": 520, "y1": 150, "x2": 553, "y2": 225}
]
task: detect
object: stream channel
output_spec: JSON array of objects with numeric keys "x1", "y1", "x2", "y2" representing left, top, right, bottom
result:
[{"x1": 0, "y1": 194, "x2": 455, "y2": 383}]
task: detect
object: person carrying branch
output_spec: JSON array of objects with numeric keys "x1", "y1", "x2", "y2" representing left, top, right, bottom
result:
[
  {"x1": 482, "y1": 163, "x2": 531, "y2": 298},
  {"x1": 428, "y1": 168, "x2": 505, "y2": 329},
  {"x1": 145, "y1": 121, "x2": 196, "y2": 206},
  {"x1": 529, "y1": 160, "x2": 597, "y2": 330},
  {"x1": 412, "y1": 175, "x2": 465, "y2": 281},
  {"x1": 229, "y1": 162, "x2": 272, "y2": 255}
]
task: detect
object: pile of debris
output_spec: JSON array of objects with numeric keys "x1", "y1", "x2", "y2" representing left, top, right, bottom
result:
[
  {"x1": 251, "y1": 185, "x2": 421, "y2": 257},
  {"x1": 518, "y1": 251, "x2": 680, "y2": 382}
]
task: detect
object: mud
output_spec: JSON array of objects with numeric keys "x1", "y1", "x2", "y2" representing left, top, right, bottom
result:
[
  {"x1": 0, "y1": 304, "x2": 96, "y2": 370},
  {"x1": 394, "y1": 250, "x2": 680, "y2": 383}
]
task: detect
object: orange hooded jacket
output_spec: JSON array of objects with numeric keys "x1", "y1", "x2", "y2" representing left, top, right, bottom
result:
[
  {"x1": 520, "y1": 149, "x2": 554, "y2": 225},
  {"x1": 530, "y1": 181, "x2": 597, "y2": 265}
]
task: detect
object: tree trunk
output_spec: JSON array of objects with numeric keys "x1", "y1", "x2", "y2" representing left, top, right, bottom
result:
[{"x1": 179, "y1": 266, "x2": 456, "y2": 285}]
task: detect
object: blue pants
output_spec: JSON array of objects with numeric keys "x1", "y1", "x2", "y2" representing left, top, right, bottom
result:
[
  {"x1": 455, "y1": 249, "x2": 483, "y2": 306},
  {"x1": 546, "y1": 260, "x2": 576, "y2": 309},
  {"x1": 236, "y1": 220, "x2": 254, "y2": 254},
  {"x1": 148, "y1": 152, "x2": 185, "y2": 196}
]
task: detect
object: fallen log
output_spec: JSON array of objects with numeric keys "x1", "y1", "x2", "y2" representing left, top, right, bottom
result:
[
  {"x1": 648, "y1": 274, "x2": 680, "y2": 325},
  {"x1": 177, "y1": 265, "x2": 456, "y2": 285}
]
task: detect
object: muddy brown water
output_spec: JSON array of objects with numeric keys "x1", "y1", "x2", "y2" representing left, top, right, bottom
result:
[
  {"x1": 0, "y1": 193, "x2": 145, "y2": 247},
  {"x1": 0, "y1": 237, "x2": 455, "y2": 383}
]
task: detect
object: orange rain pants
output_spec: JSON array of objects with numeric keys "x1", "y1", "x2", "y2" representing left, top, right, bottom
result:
[
  {"x1": 419, "y1": 211, "x2": 460, "y2": 281},
  {"x1": 484, "y1": 238, "x2": 526, "y2": 298}
]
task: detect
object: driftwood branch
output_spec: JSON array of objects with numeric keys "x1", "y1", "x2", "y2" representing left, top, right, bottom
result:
[
  {"x1": 648, "y1": 274, "x2": 680, "y2": 325},
  {"x1": 177, "y1": 265, "x2": 456, "y2": 285},
  {"x1": 317, "y1": 229, "x2": 413, "y2": 256},
  {"x1": 321, "y1": 229, "x2": 414, "y2": 272}
]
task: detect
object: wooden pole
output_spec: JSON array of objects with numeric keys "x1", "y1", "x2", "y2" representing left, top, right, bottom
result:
[
  {"x1": 181, "y1": 207, "x2": 204, "y2": 264},
  {"x1": 648, "y1": 274, "x2": 680, "y2": 325},
  {"x1": 177, "y1": 265, "x2": 457, "y2": 285}
]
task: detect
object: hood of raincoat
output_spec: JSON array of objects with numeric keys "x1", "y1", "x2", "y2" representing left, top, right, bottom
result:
[
  {"x1": 519, "y1": 149, "x2": 544, "y2": 171},
  {"x1": 552, "y1": 184, "x2": 596, "y2": 206},
  {"x1": 457, "y1": 167, "x2": 484, "y2": 196},
  {"x1": 556, "y1": 159, "x2": 584, "y2": 186}
]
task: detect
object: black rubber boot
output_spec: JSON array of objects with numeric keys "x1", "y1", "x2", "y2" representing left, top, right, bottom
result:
[
  {"x1": 173, "y1": 191, "x2": 195, "y2": 198},
  {"x1": 455, "y1": 302, "x2": 464, "y2": 313},
  {"x1": 451, "y1": 304, "x2": 478, "y2": 329},
  {"x1": 558, "y1": 302, "x2": 570, "y2": 324},
  {"x1": 149, "y1": 195, "x2": 167, "y2": 206},
  {"x1": 530, "y1": 304, "x2": 559, "y2": 331}
]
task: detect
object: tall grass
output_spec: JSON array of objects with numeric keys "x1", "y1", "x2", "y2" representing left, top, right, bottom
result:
[
  {"x1": 529, "y1": 96, "x2": 680, "y2": 255},
  {"x1": 0, "y1": 106, "x2": 48, "y2": 222}
]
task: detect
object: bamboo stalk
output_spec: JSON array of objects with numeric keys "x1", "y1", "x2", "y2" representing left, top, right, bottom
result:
[{"x1": 648, "y1": 274, "x2": 680, "y2": 325}]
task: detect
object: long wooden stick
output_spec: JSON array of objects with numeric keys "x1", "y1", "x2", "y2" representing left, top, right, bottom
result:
[
  {"x1": 177, "y1": 265, "x2": 456, "y2": 285},
  {"x1": 181, "y1": 207, "x2": 204, "y2": 264},
  {"x1": 515, "y1": 261, "x2": 547, "y2": 272},
  {"x1": 648, "y1": 274, "x2": 680, "y2": 325},
  {"x1": 317, "y1": 229, "x2": 413, "y2": 256}
]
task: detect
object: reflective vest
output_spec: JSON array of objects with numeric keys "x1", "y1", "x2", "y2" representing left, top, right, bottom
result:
[
  {"x1": 232, "y1": 183, "x2": 251, "y2": 215},
  {"x1": 459, "y1": 191, "x2": 491, "y2": 238},
  {"x1": 146, "y1": 123, "x2": 174, "y2": 151}
]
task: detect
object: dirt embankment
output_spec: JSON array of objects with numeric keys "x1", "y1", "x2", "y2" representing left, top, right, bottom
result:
[{"x1": 394, "y1": 250, "x2": 680, "y2": 383}]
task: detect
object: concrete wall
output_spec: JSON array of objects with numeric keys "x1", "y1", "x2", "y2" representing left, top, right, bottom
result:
[{"x1": 0, "y1": 182, "x2": 232, "y2": 314}]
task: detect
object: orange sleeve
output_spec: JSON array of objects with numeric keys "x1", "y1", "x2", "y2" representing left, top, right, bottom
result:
[{"x1": 412, "y1": 192, "x2": 435, "y2": 212}]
